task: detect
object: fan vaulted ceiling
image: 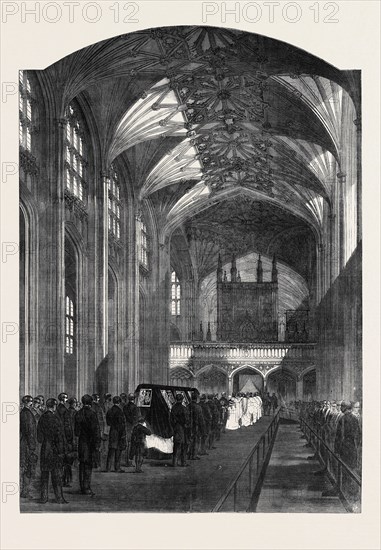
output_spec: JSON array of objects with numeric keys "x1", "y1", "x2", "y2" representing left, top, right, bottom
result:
[{"x1": 42, "y1": 26, "x2": 359, "y2": 284}]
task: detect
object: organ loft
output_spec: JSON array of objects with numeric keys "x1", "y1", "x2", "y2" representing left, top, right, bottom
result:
[{"x1": 216, "y1": 254, "x2": 279, "y2": 342}]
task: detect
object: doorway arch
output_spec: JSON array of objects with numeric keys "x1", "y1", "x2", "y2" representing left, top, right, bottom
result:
[
  {"x1": 303, "y1": 368, "x2": 316, "y2": 401},
  {"x1": 196, "y1": 365, "x2": 228, "y2": 395},
  {"x1": 230, "y1": 365, "x2": 264, "y2": 395},
  {"x1": 266, "y1": 369, "x2": 297, "y2": 403}
]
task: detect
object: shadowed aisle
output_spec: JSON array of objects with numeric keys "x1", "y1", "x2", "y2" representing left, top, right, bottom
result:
[{"x1": 254, "y1": 420, "x2": 346, "y2": 513}]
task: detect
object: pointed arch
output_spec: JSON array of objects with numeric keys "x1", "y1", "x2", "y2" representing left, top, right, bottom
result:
[{"x1": 229, "y1": 364, "x2": 265, "y2": 380}]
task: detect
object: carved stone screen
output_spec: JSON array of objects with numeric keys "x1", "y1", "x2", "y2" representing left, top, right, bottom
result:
[{"x1": 217, "y1": 280, "x2": 278, "y2": 342}]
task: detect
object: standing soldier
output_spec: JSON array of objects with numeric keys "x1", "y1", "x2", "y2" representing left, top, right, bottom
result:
[
  {"x1": 187, "y1": 393, "x2": 205, "y2": 460},
  {"x1": 199, "y1": 394, "x2": 211, "y2": 455},
  {"x1": 37, "y1": 398, "x2": 67, "y2": 504},
  {"x1": 91, "y1": 394, "x2": 107, "y2": 469},
  {"x1": 263, "y1": 392, "x2": 271, "y2": 416},
  {"x1": 103, "y1": 393, "x2": 113, "y2": 415},
  {"x1": 74, "y1": 395, "x2": 101, "y2": 496},
  {"x1": 56, "y1": 392, "x2": 73, "y2": 487},
  {"x1": 36, "y1": 395, "x2": 46, "y2": 413},
  {"x1": 67, "y1": 398, "x2": 78, "y2": 450},
  {"x1": 102, "y1": 393, "x2": 112, "y2": 449},
  {"x1": 31, "y1": 397, "x2": 42, "y2": 420},
  {"x1": 123, "y1": 393, "x2": 139, "y2": 467},
  {"x1": 170, "y1": 393, "x2": 189, "y2": 467},
  {"x1": 271, "y1": 392, "x2": 278, "y2": 414},
  {"x1": 104, "y1": 396, "x2": 127, "y2": 473},
  {"x1": 219, "y1": 392, "x2": 229, "y2": 434},
  {"x1": 213, "y1": 394, "x2": 223, "y2": 440},
  {"x1": 207, "y1": 394, "x2": 219, "y2": 450},
  {"x1": 20, "y1": 395, "x2": 38, "y2": 499},
  {"x1": 335, "y1": 401, "x2": 361, "y2": 470}
]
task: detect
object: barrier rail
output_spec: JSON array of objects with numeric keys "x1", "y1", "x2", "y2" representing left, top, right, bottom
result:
[
  {"x1": 212, "y1": 410, "x2": 280, "y2": 512},
  {"x1": 299, "y1": 417, "x2": 361, "y2": 512}
]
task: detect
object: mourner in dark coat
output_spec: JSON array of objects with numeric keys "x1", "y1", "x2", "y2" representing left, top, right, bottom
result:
[
  {"x1": 263, "y1": 392, "x2": 271, "y2": 416},
  {"x1": 104, "y1": 396, "x2": 127, "y2": 472},
  {"x1": 92, "y1": 393, "x2": 107, "y2": 468},
  {"x1": 36, "y1": 395, "x2": 46, "y2": 414},
  {"x1": 31, "y1": 397, "x2": 43, "y2": 420},
  {"x1": 219, "y1": 393, "x2": 229, "y2": 434},
  {"x1": 187, "y1": 394, "x2": 205, "y2": 460},
  {"x1": 20, "y1": 395, "x2": 38, "y2": 498},
  {"x1": 206, "y1": 395, "x2": 219, "y2": 450},
  {"x1": 74, "y1": 394, "x2": 101, "y2": 495},
  {"x1": 334, "y1": 401, "x2": 361, "y2": 470},
  {"x1": 123, "y1": 393, "x2": 139, "y2": 467},
  {"x1": 199, "y1": 394, "x2": 212, "y2": 455},
  {"x1": 170, "y1": 394, "x2": 189, "y2": 467},
  {"x1": 213, "y1": 394, "x2": 223, "y2": 441},
  {"x1": 67, "y1": 398, "x2": 78, "y2": 447},
  {"x1": 56, "y1": 392, "x2": 74, "y2": 486},
  {"x1": 129, "y1": 417, "x2": 151, "y2": 473},
  {"x1": 270, "y1": 393, "x2": 278, "y2": 413},
  {"x1": 91, "y1": 394, "x2": 106, "y2": 435},
  {"x1": 37, "y1": 398, "x2": 67, "y2": 504}
]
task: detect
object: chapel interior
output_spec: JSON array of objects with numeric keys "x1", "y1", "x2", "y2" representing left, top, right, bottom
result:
[{"x1": 19, "y1": 26, "x2": 362, "y2": 406}]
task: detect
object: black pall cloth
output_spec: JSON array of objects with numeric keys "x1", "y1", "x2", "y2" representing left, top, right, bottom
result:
[
  {"x1": 37, "y1": 410, "x2": 66, "y2": 471},
  {"x1": 135, "y1": 384, "x2": 197, "y2": 442},
  {"x1": 106, "y1": 405, "x2": 127, "y2": 450},
  {"x1": 74, "y1": 407, "x2": 101, "y2": 466}
]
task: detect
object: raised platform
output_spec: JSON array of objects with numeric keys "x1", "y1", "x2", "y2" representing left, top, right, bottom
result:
[{"x1": 21, "y1": 415, "x2": 275, "y2": 513}]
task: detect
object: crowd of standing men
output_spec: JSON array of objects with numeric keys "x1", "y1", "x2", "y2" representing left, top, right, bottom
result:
[
  {"x1": 298, "y1": 399, "x2": 362, "y2": 474},
  {"x1": 19, "y1": 390, "x2": 238, "y2": 504},
  {"x1": 170, "y1": 392, "x2": 230, "y2": 467},
  {"x1": 19, "y1": 391, "x2": 153, "y2": 504}
]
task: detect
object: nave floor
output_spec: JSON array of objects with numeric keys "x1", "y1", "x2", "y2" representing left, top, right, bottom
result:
[
  {"x1": 254, "y1": 420, "x2": 347, "y2": 513},
  {"x1": 21, "y1": 415, "x2": 274, "y2": 513}
]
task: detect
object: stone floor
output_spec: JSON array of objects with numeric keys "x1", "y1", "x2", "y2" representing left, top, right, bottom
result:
[
  {"x1": 20, "y1": 415, "x2": 274, "y2": 513},
  {"x1": 255, "y1": 420, "x2": 347, "y2": 513}
]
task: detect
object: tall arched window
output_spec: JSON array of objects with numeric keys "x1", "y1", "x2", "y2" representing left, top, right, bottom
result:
[
  {"x1": 65, "y1": 104, "x2": 87, "y2": 202},
  {"x1": 65, "y1": 238, "x2": 77, "y2": 395},
  {"x1": 19, "y1": 70, "x2": 33, "y2": 152},
  {"x1": 140, "y1": 219, "x2": 149, "y2": 269},
  {"x1": 108, "y1": 166, "x2": 121, "y2": 239},
  {"x1": 65, "y1": 296, "x2": 75, "y2": 354},
  {"x1": 171, "y1": 270, "x2": 181, "y2": 316}
]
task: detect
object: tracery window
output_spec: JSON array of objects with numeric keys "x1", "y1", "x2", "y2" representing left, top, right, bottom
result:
[
  {"x1": 19, "y1": 70, "x2": 33, "y2": 151},
  {"x1": 140, "y1": 220, "x2": 149, "y2": 269},
  {"x1": 108, "y1": 166, "x2": 121, "y2": 239},
  {"x1": 65, "y1": 104, "x2": 87, "y2": 202},
  {"x1": 65, "y1": 295, "x2": 75, "y2": 354},
  {"x1": 171, "y1": 271, "x2": 181, "y2": 316}
]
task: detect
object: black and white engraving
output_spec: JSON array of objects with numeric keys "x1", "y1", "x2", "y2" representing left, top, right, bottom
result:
[{"x1": 19, "y1": 26, "x2": 361, "y2": 513}]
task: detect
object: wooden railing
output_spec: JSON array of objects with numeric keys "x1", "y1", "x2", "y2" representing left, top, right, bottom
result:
[
  {"x1": 299, "y1": 417, "x2": 361, "y2": 513},
  {"x1": 212, "y1": 410, "x2": 280, "y2": 512}
]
